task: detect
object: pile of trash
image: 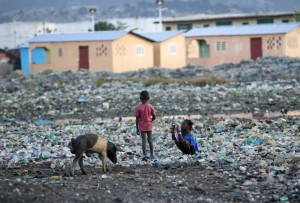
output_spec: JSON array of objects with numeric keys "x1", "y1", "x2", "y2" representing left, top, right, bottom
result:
[
  {"x1": 118, "y1": 56, "x2": 300, "y2": 82},
  {"x1": 0, "y1": 115, "x2": 299, "y2": 200},
  {"x1": 0, "y1": 56, "x2": 300, "y2": 201},
  {"x1": 1, "y1": 58, "x2": 300, "y2": 121}
]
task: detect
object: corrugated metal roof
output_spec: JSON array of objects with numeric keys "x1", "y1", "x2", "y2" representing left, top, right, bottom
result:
[
  {"x1": 18, "y1": 42, "x2": 29, "y2": 48},
  {"x1": 29, "y1": 31, "x2": 128, "y2": 43},
  {"x1": 185, "y1": 22, "x2": 300, "y2": 37},
  {"x1": 135, "y1": 30, "x2": 185, "y2": 42}
]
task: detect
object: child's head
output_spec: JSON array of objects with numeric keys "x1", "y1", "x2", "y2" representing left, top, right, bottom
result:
[
  {"x1": 181, "y1": 119, "x2": 193, "y2": 131},
  {"x1": 140, "y1": 91, "x2": 150, "y2": 103}
]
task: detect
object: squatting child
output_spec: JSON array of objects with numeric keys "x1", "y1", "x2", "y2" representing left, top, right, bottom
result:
[{"x1": 171, "y1": 119, "x2": 199, "y2": 155}]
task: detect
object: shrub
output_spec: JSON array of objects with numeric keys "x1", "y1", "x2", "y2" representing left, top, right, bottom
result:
[
  {"x1": 23, "y1": 81, "x2": 37, "y2": 88},
  {"x1": 184, "y1": 77, "x2": 229, "y2": 86},
  {"x1": 96, "y1": 77, "x2": 107, "y2": 86}
]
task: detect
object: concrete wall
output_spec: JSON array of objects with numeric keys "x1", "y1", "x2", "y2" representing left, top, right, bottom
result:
[
  {"x1": 186, "y1": 34, "x2": 285, "y2": 68},
  {"x1": 285, "y1": 27, "x2": 300, "y2": 58},
  {"x1": 158, "y1": 34, "x2": 186, "y2": 69},
  {"x1": 0, "y1": 18, "x2": 159, "y2": 49},
  {"x1": 0, "y1": 22, "x2": 56, "y2": 49},
  {"x1": 112, "y1": 33, "x2": 154, "y2": 72}
]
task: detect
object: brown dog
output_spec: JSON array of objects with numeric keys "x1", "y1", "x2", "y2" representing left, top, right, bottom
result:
[{"x1": 68, "y1": 133, "x2": 119, "y2": 176}]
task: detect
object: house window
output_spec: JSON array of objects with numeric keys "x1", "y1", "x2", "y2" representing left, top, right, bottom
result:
[
  {"x1": 165, "y1": 26, "x2": 171, "y2": 31},
  {"x1": 58, "y1": 48, "x2": 63, "y2": 57},
  {"x1": 97, "y1": 44, "x2": 108, "y2": 57},
  {"x1": 217, "y1": 42, "x2": 221, "y2": 51},
  {"x1": 216, "y1": 21, "x2": 232, "y2": 26},
  {"x1": 257, "y1": 19, "x2": 274, "y2": 24},
  {"x1": 177, "y1": 23, "x2": 192, "y2": 30},
  {"x1": 136, "y1": 45, "x2": 144, "y2": 56},
  {"x1": 282, "y1": 19, "x2": 289, "y2": 23},
  {"x1": 221, "y1": 42, "x2": 226, "y2": 50},
  {"x1": 242, "y1": 22, "x2": 249, "y2": 25},
  {"x1": 216, "y1": 42, "x2": 226, "y2": 51},
  {"x1": 31, "y1": 47, "x2": 50, "y2": 64},
  {"x1": 198, "y1": 40, "x2": 210, "y2": 58},
  {"x1": 168, "y1": 43, "x2": 177, "y2": 55},
  {"x1": 203, "y1": 24, "x2": 210, "y2": 27}
]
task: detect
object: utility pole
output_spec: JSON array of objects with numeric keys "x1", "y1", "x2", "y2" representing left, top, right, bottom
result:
[
  {"x1": 89, "y1": 8, "x2": 97, "y2": 32},
  {"x1": 14, "y1": 31, "x2": 17, "y2": 47},
  {"x1": 156, "y1": 0, "x2": 164, "y2": 31}
]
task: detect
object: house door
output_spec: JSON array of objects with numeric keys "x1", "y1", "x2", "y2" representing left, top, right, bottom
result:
[
  {"x1": 79, "y1": 46, "x2": 89, "y2": 70},
  {"x1": 197, "y1": 40, "x2": 210, "y2": 58},
  {"x1": 250, "y1": 38, "x2": 262, "y2": 60}
]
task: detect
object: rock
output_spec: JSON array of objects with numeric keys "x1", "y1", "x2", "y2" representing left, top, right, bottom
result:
[{"x1": 102, "y1": 102, "x2": 110, "y2": 110}]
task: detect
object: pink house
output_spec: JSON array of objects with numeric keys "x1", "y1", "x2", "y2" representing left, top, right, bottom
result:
[{"x1": 185, "y1": 22, "x2": 300, "y2": 68}]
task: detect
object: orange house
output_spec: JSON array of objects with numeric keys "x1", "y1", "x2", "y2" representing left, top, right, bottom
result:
[
  {"x1": 135, "y1": 31, "x2": 186, "y2": 69},
  {"x1": 185, "y1": 22, "x2": 300, "y2": 68},
  {"x1": 27, "y1": 31, "x2": 154, "y2": 73}
]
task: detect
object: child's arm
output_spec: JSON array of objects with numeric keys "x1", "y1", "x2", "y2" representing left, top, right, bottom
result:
[
  {"x1": 152, "y1": 114, "x2": 156, "y2": 121},
  {"x1": 135, "y1": 117, "x2": 140, "y2": 135},
  {"x1": 151, "y1": 107, "x2": 156, "y2": 121}
]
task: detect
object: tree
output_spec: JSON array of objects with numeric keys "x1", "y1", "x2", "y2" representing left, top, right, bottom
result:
[
  {"x1": 295, "y1": 10, "x2": 300, "y2": 22},
  {"x1": 94, "y1": 21, "x2": 128, "y2": 31}
]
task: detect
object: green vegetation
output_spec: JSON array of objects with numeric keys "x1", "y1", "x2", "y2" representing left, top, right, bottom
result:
[
  {"x1": 295, "y1": 10, "x2": 300, "y2": 22},
  {"x1": 23, "y1": 81, "x2": 37, "y2": 88},
  {"x1": 57, "y1": 78, "x2": 65, "y2": 85},
  {"x1": 185, "y1": 77, "x2": 229, "y2": 86},
  {"x1": 94, "y1": 21, "x2": 128, "y2": 31},
  {"x1": 98, "y1": 76, "x2": 229, "y2": 87},
  {"x1": 96, "y1": 77, "x2": 108, "y2": 86}
]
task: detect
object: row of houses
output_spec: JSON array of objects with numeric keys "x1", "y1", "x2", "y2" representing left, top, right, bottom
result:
[
  {"x1": 20, "y1": 30, "x2": 186, "y2": 74},
  {"x1": 20, "y1": 22, "x2": 300, "y2": 74}
]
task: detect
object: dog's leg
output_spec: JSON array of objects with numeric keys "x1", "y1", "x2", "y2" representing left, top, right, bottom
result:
[{"x1": 79, "y1": 156, "x2": 87, "y2": 175}]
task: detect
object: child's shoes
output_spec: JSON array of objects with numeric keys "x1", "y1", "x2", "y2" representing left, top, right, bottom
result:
[{"x1": 141, "y1": 155, "x2": 148, "y2": 161}]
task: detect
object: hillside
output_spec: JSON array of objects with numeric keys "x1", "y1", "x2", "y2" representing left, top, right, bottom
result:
[{"x1": 0, "y1": 0, "x2": 299, "y2": 23}]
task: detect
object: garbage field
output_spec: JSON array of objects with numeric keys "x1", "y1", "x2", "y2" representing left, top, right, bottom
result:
[{"x1": 0, "y1": 57, "x2": 299, "y2": 202}]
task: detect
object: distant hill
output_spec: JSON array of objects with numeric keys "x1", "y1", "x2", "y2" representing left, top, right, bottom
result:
[{"x1": 0, "y1": 0, "x2": 299, "y2": 23}]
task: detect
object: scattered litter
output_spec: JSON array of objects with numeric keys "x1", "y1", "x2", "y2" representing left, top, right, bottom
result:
[{"x1": 1, "y1": 57, "x2": 300, "y2": 202}]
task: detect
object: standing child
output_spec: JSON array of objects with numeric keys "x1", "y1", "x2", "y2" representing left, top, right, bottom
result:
[{"x1": 134, "y1": 91, "x2": 156, "y2": 161}]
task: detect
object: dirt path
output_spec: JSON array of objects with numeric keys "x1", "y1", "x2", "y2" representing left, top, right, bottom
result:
[{"x1": 0, "y1": 162, "x2": 296, "y2": 203}]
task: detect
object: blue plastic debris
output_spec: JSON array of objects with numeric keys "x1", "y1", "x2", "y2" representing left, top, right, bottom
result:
[
  {"x1": 35, "y1": 119, "x2": 48, "y2": 126},
  {"x1": 243, "y1": 140, "x2": 265, "y2": 146},
  {"x1": 77, "y1": 95, "x2": 87, "y2": 103}
]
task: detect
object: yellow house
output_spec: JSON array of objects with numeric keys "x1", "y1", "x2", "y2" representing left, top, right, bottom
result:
[
  {"x1": 163, "y1": 12, "x2": 297, "y2": 31},
  {"x1": 185, "y1": 22, "x2": 300, "y2": 68},
  {"x1": 135, "y1": 31, "x2": 186, "y2": 69},
  {"x1": 27, "y1": 31, "x2": 154, "y2": 73}
]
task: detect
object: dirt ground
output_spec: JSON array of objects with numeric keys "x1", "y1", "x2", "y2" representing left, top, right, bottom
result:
[{"x1": 0, "y1": 161, "x2": 297, "y2": 203}]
